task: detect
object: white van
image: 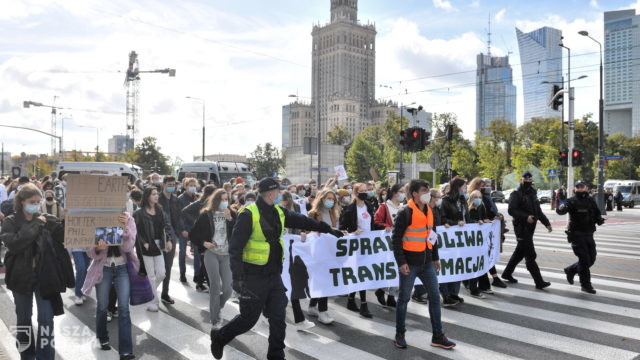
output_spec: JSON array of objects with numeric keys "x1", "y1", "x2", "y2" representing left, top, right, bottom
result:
[
  {"x1": 605, "y1": 179, "x2": 640, "y2": 208},
  {"x1": 177, "y1": 161, "x2": 257, "y2": 187},
  {"x1": 57, "y1": 162, "x2": 143, "y2": 183}
]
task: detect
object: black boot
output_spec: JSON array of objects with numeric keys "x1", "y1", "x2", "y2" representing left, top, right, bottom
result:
[
  {"x1": 564, "y1": 268, "x2": 575, "y2": 285},
  {"x1": 346, "y1": 297, "x2": 360, "y2": 312},
  {"x1": 386, "y1": 296, "x2": 396, "y2": 308},
  {"x1": 492, "y1": 277, "x2": 507, "y2": 288},
  {"x1": 359, "y1": 302, "x2": 372, "y2": 318},
  {"x1": 374, "y1": 289, "x2": 386, "y2": 306}
]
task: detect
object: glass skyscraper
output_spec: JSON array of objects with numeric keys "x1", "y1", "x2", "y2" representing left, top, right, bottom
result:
[
  {"x1": 604, "y1": 9, "x2": 640, "y2": 136},
  {"x1": 516, "y1": 26, "x2": 563, "y2": 123},
  {"x1": 476, "y1": 53, "x2": 517, "y2": 132}
]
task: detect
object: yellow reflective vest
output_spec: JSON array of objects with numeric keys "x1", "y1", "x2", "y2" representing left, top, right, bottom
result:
[{"x1": 241, "y1": 203, "x2": 286, "y2": 265}]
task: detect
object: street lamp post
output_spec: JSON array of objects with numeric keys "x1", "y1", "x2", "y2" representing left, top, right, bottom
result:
[
  {"x1": 186, "y1": 96, "x2": 206, "y2": 161},
  {"x1": 579, "y1": 30, "x2": 606, "y2": 214},
  {"x1": 560, "y1": 42, "x2": 575, "y2": 197}
]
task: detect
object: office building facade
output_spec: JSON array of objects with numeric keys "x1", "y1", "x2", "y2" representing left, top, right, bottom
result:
[{"x1": 476, "y1": 53, "x2": 517, "y2": 131}]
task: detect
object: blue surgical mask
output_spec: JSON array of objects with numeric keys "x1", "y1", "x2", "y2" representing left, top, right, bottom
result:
[
  {"x1": 165, "y1": 186, "x2": 176, "y2": 193},
  {"x1": 245, "y1": 201, "x2": 255, "y2": 206},
  {"x1": 473, "y1": 198, "x2": 482, "y2": 207},
  {"x1": 187, "y1": 186, "x2": 197, "y2": 194},
  {"x1": 274, "y1": 193, "x2": 283, "y2": 205},
  {"x1": 24, "y1": 203, "x2": 40, "y2": 214},
  {"x1": 367, "y1": 191, "x2": 375, "y2": 198},
  {"x1": 397, "y1": 193, "x2": 406, "y2": 202},
  {"x1": 323, "y1": 200, "x2": 334, "y2": 209},
  {"x1": 347, "y1": 189, "x2": 353, "y2": 195},
  {"x1": 220, "y1": 201, "x2": 229, "y2": 210}
]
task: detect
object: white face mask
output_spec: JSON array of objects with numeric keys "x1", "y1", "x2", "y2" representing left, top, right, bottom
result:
[
  {"x1": 420, "y1": 193, "x2": 431, "y2": 204},
  {"x1": 436, "y1": 198, "x2": 443, "y2": 207},
  {"x1": 396, "y1": 193, "x2": 406, "y2": 202}
]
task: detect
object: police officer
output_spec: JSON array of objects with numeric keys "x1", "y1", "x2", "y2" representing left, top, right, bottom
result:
[
  {"x1": 556, "y1": 181, "x2": 604, "y2": 294},
  {"x1": 210, "y1": 177, "x2": 343, "y2": 360},
  {"x1": 501, "y1": 171, "x2": 553, "y2": 289}
]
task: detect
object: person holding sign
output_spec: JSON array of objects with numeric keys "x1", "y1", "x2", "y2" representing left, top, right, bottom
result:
[
  {"x1": 392, "y1": 179, "x2": 456, "y2": 350},
  {"x1": 210, "y1": 178, "x2": 343, "y2": 360},
  {"x1": 82, "y1": 212, "x2": 137, "y2": 360},
  {"x1": 133, "y1": 187, "x2": 175, "y2": 312}
]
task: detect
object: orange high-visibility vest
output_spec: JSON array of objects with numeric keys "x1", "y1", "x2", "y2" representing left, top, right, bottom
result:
[{"x1": 402, "y1": 199, "x2": 434, "y2": 252}]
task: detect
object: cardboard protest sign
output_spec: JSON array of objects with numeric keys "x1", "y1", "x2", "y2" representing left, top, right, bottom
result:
[
  {"x1": 64, "y1": 175, "x2": 127, "y2": 248},
  {"x1": 334, "y1": 165, "x2": 348, "y2": 181},
  {"x1": 65, "y1": 213, "x2": 123, "y2": 248}
]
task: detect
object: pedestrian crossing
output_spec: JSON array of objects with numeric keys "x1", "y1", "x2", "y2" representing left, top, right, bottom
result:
[
  {"x1": 503, "y1": 223, "x2": 640, "y2": 260},
  {"x1": 1, "y1": 258, "x2": 640, "y2": 359}
]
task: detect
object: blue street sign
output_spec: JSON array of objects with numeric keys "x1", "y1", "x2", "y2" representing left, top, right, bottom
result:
[
  {"x1": 604, "y1": 155, "x2": 624, "y2": 160},
  {"x1": 548, "y1": 169, "x2": 557, "y2": 178}
]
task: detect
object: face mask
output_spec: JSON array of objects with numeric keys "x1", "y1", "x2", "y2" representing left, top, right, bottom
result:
[
  {"x1": 323, "y1": 200, "x2": 334, "y2": 209},
  {"x1": 165, "y1": 186, "x2": 176, "y2": 193},
  {"x1": 153, "y1": 180, "x2": 162, "y2": 186},
  {"x1": 273, "y1": 193, "x2": 283, "y2": 205},
  {"x1": 436, "y1": 198, "x2": 443, "y2": 207},
  {"x1": 460, "y1": 188, "x2": 467, "y2": 196},
  {"x1": 298, "y1": 190, "x2": 306, "y2": 197},
  {"x1": 245, "y1": 200, "x2": 255, "y2": 206},
  {"x1": 45, "y1": 197, "x2": 54, "y2": 202},
  {"x1": 576, "y1": 191, "x2": 589, "y2": 198},
  {"x1": 219, "y1": 201, "x2": 229, "y2": 210},
  {"x1": 232, "y1": 194, "x2": 238, "y2": 201},
  {"x1": 311, "y1": 190, "x2": 318, "y2": 196},
  {"x1": 347, "y1": 189, "x2": 353, "y2": 195},
  {"x1": 483, "y1": 187, "x2": 492, "y2": 195},
  {"x1": 522, "y1": 181, "x2": 532, "y2": 190},
  {"x1": 342, "y1": 197, "x2": 351, "y2": 206},
  {"x1": 357, "y1": 193, "x2": 368, "y2": 201},
  {"x1": 473, "y1": 198, "x2": 483, "y2": 207},
  {"x1": 187, "y1": 186, "x2": 197, "y2": 194},
  {"x1": 397, "y1": 193, "x2": 406, "y2": 202},
  {"x1": 420, "y1": 193, "x2": 431, "y2": 204},
  {"x1": 24, "y1": 203, "x2": 40, "y2": 214},
  {"x1": 367, "y1": 191, "x2": 375, "y2": 198},
  {"x1": 381, "y1": 194, "x2": 387, "y2": 201}
]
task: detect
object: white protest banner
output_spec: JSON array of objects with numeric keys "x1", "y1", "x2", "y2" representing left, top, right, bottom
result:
[
  {"x1": 334, "y1": 165, "x2": 348, "y2": 181},
  {"x1": 294, "y1": 198, "x2": 307, "y2": 216},
  {"x1": 282, "y1": 220, "x2": 501, "y2": 299}
]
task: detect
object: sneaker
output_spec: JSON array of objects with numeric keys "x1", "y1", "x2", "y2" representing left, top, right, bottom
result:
[
  {"x1": 564, "y1": 268, "x2": 575, "y2": 285},
  {"x1": 317, "y1": 311, "x2": 334, "y2": 325},
  {"x1": 581, "y1": 286, "x2": 597, "y2": 294},
  {"x1": 161, "y1": 295, "x2": 175, "y2": 305},
  {"x1": 120, "y1": 355, "x2": 135, "y2": 360},
  {"x1": 375, "y1": 289, "x2": 386, "y2": 306},
  {"x1": 359, "y1": 302, "x2": 372, "y2": 318},
  {"x1": 112, "y1": 308, "x2": 119, "y2": 318},
  {"x1": 180, "y1": 275, "x2": 188, "y2": 283},
  {"x1": 294, "y1": 319, "x2": 315, "y2": 331},
  {"x1": 100, "y1": 342, "x2": 111, "y2": 351},
  {"x1": 470, "y1": 291, "x2": 486, "y2": 299},
  {"x1": 442, "y1": 296, "x2": 459, "y2": 307},
  {"x1": 450, "y1": 295, "x2": 464, "y2": 303},
  {"x1": 196, "y1": 284, "x2": 209, "y2": 293},
  {"x1": 501, "y1": 274, "x2": 518, "y2": 283},
  {"x1": 147, "y1": 304, "x2": 159, "y2": 312},
  {"x1": 480, "y1": 288, "x2": 494, "y2": 295},
  {"x1": 386, "y1": 296, "x2": 397, "y2": 308},
  {"x1": 411, "y1": 293, "x2": 428, "y2": 304},
  {"x1": 210, "y1": 329, "x2": 224, "y2": 360},
  {"x1": 431, "y1": 333, "x2": 456, "y2": 349},
  {"x1": 394, "y1": 332, "x2": 407, "y2": 349},
  {"x1": 308, "y1": 305, "x2": 320, "y2": 317},
  {"x1": 535, "y1": 281, "x2": 551, "y2": 290},
  {"x1": 74, "y1": 296, "x2": 84, "y2": 306},
  {"x1": 492, "y1": 277, "x2": 507, "y2": 288},
  {"x1": 82, "y1": 295, "x2": 87, "y2": 301},
  {"x1": 106, "y1": 312, "x2": 113, "y2": 323}
]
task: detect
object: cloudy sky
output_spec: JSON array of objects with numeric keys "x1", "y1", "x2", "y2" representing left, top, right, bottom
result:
[{"x1": 1, "y1": 0, "x2": 639, "y2": 163}]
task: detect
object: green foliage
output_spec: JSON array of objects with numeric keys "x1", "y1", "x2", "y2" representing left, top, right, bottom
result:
[
  {"x1": 345, "y1": 125, "x2": 386, "y2": 181},
  {"x1": 133, "y1": 137, "x2": 171, "y2": 174},
  {"x1": 327, "y1": 125, "x2": 352, "y2": 146},
  {"x1": 248, "y1": 142, "x2": 285, "y2": 179}
]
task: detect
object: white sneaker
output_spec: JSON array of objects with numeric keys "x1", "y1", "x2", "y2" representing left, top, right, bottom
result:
[
  {"x1": 212, "y1": 320, "x2": 223, "y2": 330},
  {"x1": 481, "y1": 289, "x2": 494, "y2": 294},
  {"x1": 147, "y1": 304, "x2": 159, "y2": 312},
  {"x1": 294, "y1": 319, "x2": 315, "y2": 331},
  {"x1": 73, "y1": 296, "x2": 84, "y2": 306},
  {"x1": 317, "y1": 311, "x2": 334, "y2": 325},
  {"x1": 308, "y1": 305, "x2": 319, "y2": 317},
  {"x1": 106, "y1": 312, "x2": 113, "y2": 323},
  {"x1": 82, "y1": 295, "x2": 87, "y2": 301}
]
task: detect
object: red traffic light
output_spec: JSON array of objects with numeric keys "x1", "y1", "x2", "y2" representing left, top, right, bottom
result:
[
  {"x1": 412, "y1": 130, "x2": 419, "y2": 138},
  {"x1": 572, "y1": 150, "x2": 579, "y2": 157}
]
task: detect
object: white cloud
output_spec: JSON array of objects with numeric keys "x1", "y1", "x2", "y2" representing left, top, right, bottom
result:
[
  {"x1": 469, "y1": 0, "x2": 481, "y2": 8},
  {"x1": 495, "y1": 8, "x2": 506, "y2": 23},
  {"x1": 590, "y1": 0, "x2": 599, "y2": 8},
  {"x1": 432, "y1": 0, "x2": 456, "y2": 12}
]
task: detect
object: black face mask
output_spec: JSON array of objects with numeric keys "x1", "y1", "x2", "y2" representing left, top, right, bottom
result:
[
  {"x1": 357, "y1": 193, "x2": 368, "y2": 201},
  {"x1": 522, "y1": 181, "x2": 532, "y2": 190},
  {"x1": 46, "y1": 197, "x2": 54, "y2": 202},
  {"x1": 576, "y1": 191, "x2": 589, "y2": 198}
]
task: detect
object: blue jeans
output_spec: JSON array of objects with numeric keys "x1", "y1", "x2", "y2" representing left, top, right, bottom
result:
[
  {"x1": 439, "y1": 281, "x2": 461, "y2": 297},
  {"x1": 13, "y1": 288, "x2": 55, "y2": 360},
  {"x1": 396, "y1": 262, "x2": 443, "y2": 336},
  {"x1": 95, "y1": 264, "x2": 133, "y2": 355},
  {"x1": 72, "y1": 251, "x2": 91, "y2": 297},
  {"x1": 178, "y1": 235, "x2": 188, "y2": 277}
]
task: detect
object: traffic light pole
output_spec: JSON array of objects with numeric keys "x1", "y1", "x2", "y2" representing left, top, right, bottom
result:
[{"x1": 567, "y1": 87, "x2": 575, "y2": 197}]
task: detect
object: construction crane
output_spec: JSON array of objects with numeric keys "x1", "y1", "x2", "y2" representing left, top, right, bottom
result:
[{"x1": 124, "y1": 51, "x2": 175, "y2": 151}]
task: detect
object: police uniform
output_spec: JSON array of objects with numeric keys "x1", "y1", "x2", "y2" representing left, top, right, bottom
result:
[
  {"x1": 556, "y1": 181, "x2": 604, "y2": 294},
  {"x1": 211, "y1": 178, "x2": 341, "y2": 360}
]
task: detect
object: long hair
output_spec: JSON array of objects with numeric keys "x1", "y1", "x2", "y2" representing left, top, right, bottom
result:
[
  {"x1": 310, "y1": 189, "x2": 340, "y2": 227},
  {"x1": 14, "y1": 183, "x2": 42, "y2": 214},
  {"x1": 449, "y1": 177, "x2": 466, "y2": 196},
  {"x1": 467, "y1": 177, "x2": 484, "y2": 194},
  {"x1": 281, "y1": 191, "x2": 295, "y2": 211},
  {"x1": 141, "y1": 186, "x2": 161, "y2": 212},
  {"x1": 202, "y1": 189, "x2": 227, "y2": 213},
  {"x1": 467, "y1": 190, "x2": 483, "y2": 209}
]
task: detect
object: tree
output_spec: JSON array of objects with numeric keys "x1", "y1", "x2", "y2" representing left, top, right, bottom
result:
[
  {"x1": 248, "y1": 142, "x2": 285, "y2": 179},
  {"x1": 345, "y1": 127, "x2": 386, "y2": 181},
  {"x1": 451, "y1": 144, "x2": 478, "y2": 179},
  {"x1": 327, "y1": 125, "x2": 352, "y2": 146},
  {"x1": 133, "y1": 137, "x2": 171, "y2": 174}
]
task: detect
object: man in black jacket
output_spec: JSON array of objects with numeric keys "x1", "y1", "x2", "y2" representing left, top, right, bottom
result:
[
  {"x1": 556, "y1": 180, "x2": 604, "y2": 294},
  {"x1": 176, "y1": 177, "x2": 199, "y2": 285},
  {"x1": 158, "y1": 176, "x2": 179, "y2": 304},
  {"x1": 501, "y1": 171, "x2": 552, "y2": 289},
  {"x1": 392, "y1": 179, "x2": 455, "y2": 350},
  {"x1": 210, "y1": 178, "x2": 343, "y2": 360}
]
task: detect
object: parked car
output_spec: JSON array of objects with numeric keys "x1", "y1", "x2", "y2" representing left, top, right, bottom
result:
[
  {"x1": 537, "y1": 190, "x2": 552, "y2": 204},
  {"x1": 491, "y1": 191, "x2": 505, "y2": 203},
  {"x1": 502, "y1": 189, "x2": 516, "y2": 203}
]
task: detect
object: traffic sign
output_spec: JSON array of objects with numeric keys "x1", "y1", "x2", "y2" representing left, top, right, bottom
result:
[
  {"x1": 604, "y1": 155, "x2": 624, "y2": 160},
  {"x1": 548, "y1": 169, "x2": 557, "y2": 178}
]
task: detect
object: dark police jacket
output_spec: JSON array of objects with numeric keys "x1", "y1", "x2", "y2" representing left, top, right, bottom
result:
[
  {"x1": 508, "y1": 184, "x2": 550, "y2": 235},
  {"x1": 229, "y1": 197, "x2": 334, "y2": 281},
  {"x1": 556, "y1": 192, "x2": 604, "y2": 234}
]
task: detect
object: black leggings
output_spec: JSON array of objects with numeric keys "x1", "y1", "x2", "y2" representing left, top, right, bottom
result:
[
  {"x1": 309, "y1": 297, "x2": 328, "y2": 311},
  {"x1": 348, "y1": 291, "x2": 367, "y2": 302}
]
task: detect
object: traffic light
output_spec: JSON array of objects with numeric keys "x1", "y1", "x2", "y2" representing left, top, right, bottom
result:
[
  {"x1": 559, "y1": 149, "x2": 568, "y2": 166},
  {"x1": 552, "y1": 85, "x2": 563, "y2": 110},
  {"x1": 399, "y1": 128, "x2": 413, "y2": 151},
  {"x1": 572, "y1": 149, "x2": 583, "y2": 166},
  {"x1": 399, "y1": 127, "x2": 428, "y2": 152}
]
